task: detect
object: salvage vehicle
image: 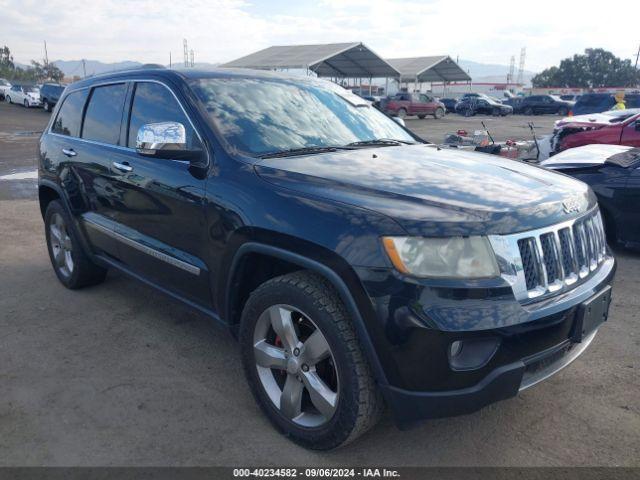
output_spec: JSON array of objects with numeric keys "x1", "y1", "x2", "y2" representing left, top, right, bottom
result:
[
  {"x1": 455, "y1": 97, "x2": 513, "y2": 116},
  {"x1": 0, "y1": 78, "x2": 11, "y2": 100},
  {"x1": 551, "y1": 109, "x2": 640, "y2": 153},
  {"x1": 517, "y1": 95, "x2": 574, "y2": 115},
  {"x1": 39, "y1": 68, "x2": 615, "y2": 450},
  {"x1": 381, "y1": 92, "x2": 445, "y2": 119},
  {"x1": 40, "y1": 83, "x2": 66, "y2": 112},
  {"x1": 541, "y1": 144, "x2": 640, "y2": 248},
  {"x1": 5, "y1": 84, "x2": 41, "y2": 108}
]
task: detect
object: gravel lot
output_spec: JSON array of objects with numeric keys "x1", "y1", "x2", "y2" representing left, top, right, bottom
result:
[{"x1": 0, "y1": 101, "x2": 638, "y2": 467}]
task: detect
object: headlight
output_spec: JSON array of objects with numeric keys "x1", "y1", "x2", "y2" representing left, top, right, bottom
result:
[{"x1": 382, "y1": 236, "x2": 499, "y2": 278}]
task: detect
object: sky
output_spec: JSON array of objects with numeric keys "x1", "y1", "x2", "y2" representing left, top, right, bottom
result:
[{"x1": 2, "y1": 0, "x2": 639, "y2": 72}]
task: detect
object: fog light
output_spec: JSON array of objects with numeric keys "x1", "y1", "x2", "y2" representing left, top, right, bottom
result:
[{"x1": 448, "y1": 338, "x2": 500, "y2": 371}]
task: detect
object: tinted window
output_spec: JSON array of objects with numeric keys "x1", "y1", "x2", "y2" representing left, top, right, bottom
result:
[
  {"x1": 127, "y1": 82, "x2": 198, "y2": 148},
  {"x1": 82, "y1": 83, "x2": 127, "y2": 145},
  {"x1": 576, "y1": 94, "x2": 613, "y2": 107},
  {"x1": 52, "y1": 90, "x2": 89, "y2": 137}
]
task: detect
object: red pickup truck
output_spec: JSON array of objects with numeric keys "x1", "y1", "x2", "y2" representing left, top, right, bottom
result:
[{"x1": 381, "y1": 93, "x2": 446, "y2": 119}]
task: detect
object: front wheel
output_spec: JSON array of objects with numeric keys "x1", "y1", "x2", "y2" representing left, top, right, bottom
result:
[
  {"x1": 433, "y1": 107, "x2": 445, "y2": 119},
  {"x1": 6, "y1": 95, "x2": 11, "y2": 104},
  {"x1": 23, "y1": 99, "x2": 29, "y2": 108},
  {"x1": 240, "y1": 271, "x2": 383, "y2": 450},
  {"x1": 43, "y1": 100, "x2": 50, "y2": 112}
]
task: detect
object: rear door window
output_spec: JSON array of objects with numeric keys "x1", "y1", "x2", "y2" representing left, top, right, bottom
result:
[
  {"x1": 51, "y1": 89, "x2": 89, "y2": 137},
  {"x1": 82, "y1": 83, "x2": 128, "y2": 145},
  {"x1": 127, "y1": 82, "x2": 199, "y2": 149}
]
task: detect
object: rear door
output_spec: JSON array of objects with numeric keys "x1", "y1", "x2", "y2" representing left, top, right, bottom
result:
[
  {"x1": 106, "y1": 80, "x2": 211, "y2": 306},
  {"x1": 47, "y1": 86, "x2": 123, "y2": 259},
  {"x1": 419, "y1": 94, "x2": 435, "y2": 114}
]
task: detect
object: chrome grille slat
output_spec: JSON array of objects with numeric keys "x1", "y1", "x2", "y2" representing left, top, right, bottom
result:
[{"x1": 489, "y1": 207, "x2": 608, "y2": 303}]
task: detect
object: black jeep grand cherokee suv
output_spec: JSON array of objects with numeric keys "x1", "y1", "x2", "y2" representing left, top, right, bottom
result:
[{"x1": 38, "y1": 68, "x2": 615, "y2": 450}]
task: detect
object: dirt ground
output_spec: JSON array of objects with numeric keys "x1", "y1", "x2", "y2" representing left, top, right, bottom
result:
[{"x1": 0, "y1": 101, "x2": 638, "y2": 466}]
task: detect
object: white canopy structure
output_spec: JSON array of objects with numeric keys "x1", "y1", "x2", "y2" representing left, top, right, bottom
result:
[
  {"x1": 221, "y1": 42, "x2": 400, "y2": 79},
  {"x1": 386, "y1": 56, "x2": 471, "y2": 83}
]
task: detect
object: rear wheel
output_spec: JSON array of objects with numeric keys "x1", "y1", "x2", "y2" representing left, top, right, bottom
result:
[
  {"x1": 434, "y1": 107, "x2": 445, "y2": 119},
  {"x1": 240, "y1": 271, "x2": 383, "y2": 450},
  {"x1": 45, "y1": 200, "x2": 107, "y2": 289}
]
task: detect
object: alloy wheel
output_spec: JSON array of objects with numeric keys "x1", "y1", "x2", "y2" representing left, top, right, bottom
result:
[
  {"x1": 253, "y1": 304, "x2": 339, "y2": 427},
  {"x1": 49, "y1": 212, "x2": 74, "y2": 278}
]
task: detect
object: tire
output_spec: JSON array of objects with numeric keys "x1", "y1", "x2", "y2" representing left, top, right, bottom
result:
[
  {"x1": 463, "y1": 108, "x2": 474, "y2": 117},
  {"x1": 240, "y1": 271, "x2": 383, "y2": 450},
  {"x1": 433, "y1": 107, "x2": 445, "y2": 119},
  {"x1": 397, "y1": 108, "x2": 407, "y2": 119},
  {"x1": 44, "y1": 200, "x2": 107, "y2": 289},
  {"x1": 23, "y1": 99, "x2": 29, "y2": 108},
  {"x1": 43, "y1": 99, "x2": 50, "y2": 112},
  {"x1": 492, "y1": 107, "x2": 500, "y2": 116},
  {"x1": 558, "y1": 107, "x2": 568, "y2": 116},
  {"x1": 417, "y1": 114, "x2": 426, "y2": 119},
  {"x1": 6, "y1": 95, "x2": 11, "y2": 104},
  {"x1": 523, "y1": 107, "x2": 533, "y2": 115}
]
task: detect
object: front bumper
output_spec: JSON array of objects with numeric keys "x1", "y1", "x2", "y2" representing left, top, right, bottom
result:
[
  {"x1": 381, "y1": 328, "x2": 598, "y2": 427},
  {"x1": 355, "y1": 253, "x2": 615, "y2": 427}
]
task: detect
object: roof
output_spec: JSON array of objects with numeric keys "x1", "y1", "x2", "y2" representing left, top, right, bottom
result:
[
  {"x1": 386, "y1": 56, "x2": 471, "y2": 82},
  {"x1": 221, "y1": 42, "x2": 400, "y2": 78}
]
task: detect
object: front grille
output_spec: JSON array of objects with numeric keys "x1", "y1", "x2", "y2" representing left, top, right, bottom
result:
[
  {"x1": 516, "y1": 209, "x2": 606, "y2": 299},
  {"x1": 489, "y1": 208, "x2": 609, "y2": 303}
]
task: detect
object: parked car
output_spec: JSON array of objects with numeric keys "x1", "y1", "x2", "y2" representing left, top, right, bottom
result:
[
  {"x1": 541, "y1": 144, "x2": 640, "y2": 248},
  {"x1": 573, "y1": 93, "x2": 640, "y2": 115},
  {"x1": 5, "y1": 84, "x2": 42, "y2": 108},
  {"x1": 455, "y1": 97, "x2": 513, "y2": 116},
  {"x1": 381, "y1": 92, "x2": 445, "y2": 119},
  {"x1": 517, "y1": 95, "x2": 574, "y2": 115},
  {"x1": 560, "y1": 94, "x2": 581, "y2": 102},
  {"x1": 551, "y1": 108, "x2": 640, "y2": 153},
  {"x1": 0, "y1": 78, "x2": 11, "y2": 100},
  {"x1": 439, "y1": 97, "x2": 458, "y2": 113},
  {"x1": 40, "y1": 83, "x2": 66, "y2": 112},
  {"x1": 39, "y1": 68, "x2": 615, "y2": 449}
]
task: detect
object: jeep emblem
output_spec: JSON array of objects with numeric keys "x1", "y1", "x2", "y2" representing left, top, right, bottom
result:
[{"x1": 562, "y1": 197, "x2": 581, "y2": 214}]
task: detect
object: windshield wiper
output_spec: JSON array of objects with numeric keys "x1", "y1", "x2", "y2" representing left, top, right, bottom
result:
[
  {"x1": 258, "y1": 145, "x2": 355, "y2": 159},
  {"x1": 346, "y1": 138, "x2": 416, "y2": 147}
]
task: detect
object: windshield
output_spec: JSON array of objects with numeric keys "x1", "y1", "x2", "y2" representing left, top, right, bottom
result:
[
  {"x1": 190, "y1": 77, "x2": 417, "y2": 156},
  {"x1": 24, "y1": 86, "x2": 38, "y2": 93},
  {"x1": 603, "y1": 108, "x2": 640, "y2": 122}
]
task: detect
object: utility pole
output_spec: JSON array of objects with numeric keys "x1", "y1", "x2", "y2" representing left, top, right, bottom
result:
[
  {"x1": 635, "y1": 43, "x2": 640, "y2": 69},
  {"x1": 517, "y1": 47, "x2": 526, "y2": 85},
  {"x1": 82, "y1": 59, "x2": 86, "y2": 78},
  {"x1": 43, "y1": 40, "x2": 49, "y2": 65},
  {"x1": 190, "y1": 49, "x2": 194, "y2": 67},
  {"x1": 183, "y1": 39, "x2": 189, "y2": 67},
  {"x1": 169, "y1": 52, "x2": 172, "y2": 69},
  {"x1": 507, "y1": 55, "x2": 515, "y2": 84}
]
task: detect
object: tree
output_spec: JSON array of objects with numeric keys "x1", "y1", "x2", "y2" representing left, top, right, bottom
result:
[{"x1": 532, "y1": 49, "x2": 640, "y2": 88}]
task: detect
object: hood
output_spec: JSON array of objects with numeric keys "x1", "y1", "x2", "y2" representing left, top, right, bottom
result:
[
  {"x1": 556, "y1": 110, "x2": 640, "y2": 128},
  {"x1": 541, "y1": 144, "x2": 634, "y2": 170},
  {"x1": 255, "y1": 144, "x2": 595, "y2": 236}
]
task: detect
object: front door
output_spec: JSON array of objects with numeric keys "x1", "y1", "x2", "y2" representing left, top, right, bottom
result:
[
  {"x1": 107, "y1": 80, "x2": 211, "y2": 307},
  {"x1": 620, "y1": 118, "x2": 640, "y2": 147}
]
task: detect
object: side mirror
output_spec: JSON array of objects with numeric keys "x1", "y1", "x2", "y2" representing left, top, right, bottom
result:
[
  {"x1": 635, "y1": 122, "x2": 640, "y2": 132},
  {"x1": 393, "y1": 116, "x2": 406, "y2": 127},
  {"x1": 136, "y1": 122, "x2": 204, "y2": 164}
]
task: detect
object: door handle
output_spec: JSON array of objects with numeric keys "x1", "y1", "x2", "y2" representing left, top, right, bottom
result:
[
  {"x1": 62, "y1": 148, "x2": 77, "y2": 157},
  {"x1": 112, "y1": 161, "x2": 133, "y2": 173}
]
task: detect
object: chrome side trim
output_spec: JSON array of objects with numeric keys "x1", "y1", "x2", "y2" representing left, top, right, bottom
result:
[
  {"x1": 84, "y1": 218, "x2": 201, "y2": 276},
  {"x1": 519, "y1": 330, "x2": 597, "y2": 392}
]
